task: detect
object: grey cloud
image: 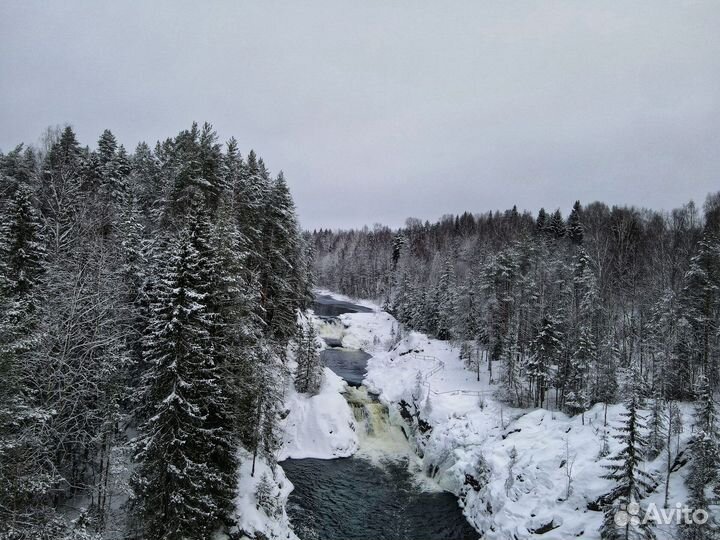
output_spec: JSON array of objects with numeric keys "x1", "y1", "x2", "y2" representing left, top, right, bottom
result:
[{"x1": 1, "y1": 0, "x2": 719, "y2": 229}]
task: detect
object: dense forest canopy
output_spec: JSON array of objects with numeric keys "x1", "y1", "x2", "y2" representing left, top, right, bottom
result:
[
  {"x1": 0, "y1": 123, "x2": 312, "y2": 539},
  {"x1": 313, "y1": 198, "x2": 720, "y2": 400}
]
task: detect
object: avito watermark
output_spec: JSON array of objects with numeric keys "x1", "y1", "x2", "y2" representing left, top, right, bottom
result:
[{"x1": 615, "y1": 501, "x2": 708, "y2": 527}]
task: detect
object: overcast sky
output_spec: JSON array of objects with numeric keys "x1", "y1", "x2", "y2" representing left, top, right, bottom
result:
[{"x1": 1, "y1": 1, "x2": 719, "y2": 230}]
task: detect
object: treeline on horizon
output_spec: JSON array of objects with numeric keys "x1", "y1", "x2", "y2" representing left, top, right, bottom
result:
[
  {"x1": 313, "y1": 197, "x2": 720, "y2": 398},
  {"x1": 0, "y1": 123, "x2": 312, "y2": 539},
  {"x1": 312, "y1": 195, "x2": 720, "y2": 538}
]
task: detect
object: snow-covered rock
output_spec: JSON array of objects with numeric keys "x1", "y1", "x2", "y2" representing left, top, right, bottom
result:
[{"x1": 278, "y1": 367, "x2": 359, "y2": 460}]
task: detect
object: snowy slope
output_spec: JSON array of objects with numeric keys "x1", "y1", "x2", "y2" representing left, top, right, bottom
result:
[
  {"x1": 278, "y1": 366, "x2": 359, "y2": 460},
  {"x1": 233, "y1": 448, "x2": 299, "y2": 540}
]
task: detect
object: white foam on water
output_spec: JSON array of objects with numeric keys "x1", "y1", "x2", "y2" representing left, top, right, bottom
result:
[{"x1": 343, "y1": 386, "x2": 444, "y2": 493}]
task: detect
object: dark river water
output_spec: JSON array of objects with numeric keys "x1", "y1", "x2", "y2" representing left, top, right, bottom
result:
[
  {"x1": 313, "y1": 294, "x2": 374, "y2": 318},
  {"x1": 281, "y1": 295, "x2": 478, "y2": 540},
  {"x1": 283, "y1": 457, "x2": 479, "y2": 540},
  {"x1": 320, "y1": 348, "x2": 371, "y2": 387}
]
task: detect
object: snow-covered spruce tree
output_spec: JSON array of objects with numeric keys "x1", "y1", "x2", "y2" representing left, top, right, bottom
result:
[
  {"x1": 391, "y1": 232, "x2": 406, "y2": 271},
  {"x1": 548, "y1": 208, "x2": 566, "y2": 239},
  {"x1": 39, "y1": 126, "x2": 88, "y2": 258},
  {"x1": 128, "y1": 141, "x2": 161, "y2": 220},
  {"x1": 116, "y1": 195, "x2": 148, "y2": 377},
  {"x1": 535, "y1": 207, "x2": 548, "y2": 233},
  {"x1": 132, "y1": 227, "x2": 237, "y2": 540},
  {"x1": 646, "y1": 392, "x2": 666, "y2": 461},
  {"x1": 197, "y1": 121, "x2": 228, "y2": 211},
  {"x1": 258, "y1": 170, "x2": 308, "y2": 343},
  {"x1": 164, "y1": 122, "x2": 225, "y2": 219},
  {"x1": 682, "y1": 375, "x2": 720, "y2": 540},
  {"x1": 0, "y1": 183, "x2": 61, "y2": 535},
  {"x1": 294, "y1": 322, "x2": 323, "y2": 394},
  {"x1": 565, "y1": 248, "x2": 599, "y2": 419},
  {"x1": 186, "y1": 199, "x2": 249, "y2": 512},
  {"x1": 567, "y1": 200, "x2": 584, "y2": 245},
  {"x1": 680, "y1": 231, "x2": 720, "y2": 389},
  {"x1": 434, "y1": 254, "x2": 457, "y2": 340},
  {"x1": 90, "y1": 129, "x2": 130, "y2": 236},
  {"x1": 528, "y1": 313, "x2": 563, "y2": 408},
  {"x1": 565, "y1": 326, "x2": 595, "y2": 420},
  {"x1": 233, "y1": 149, "x2": 269, "y2": 257},
  {"x1": 600, "y1": 364, "x2": 655, "y2": 540},
  {"x1": 594, "y1": 341, "x2": 620, "y2": 423},
  {"x1": 208, "y1": 201, "x2": 265, "y2": 412},
  {"x1": 482, "y1": 246, "x2": 522, "y2": 402},
  {"x1": 247, "y1": 340, "x2": 286, "y2": 478},
  {"x1": 391, "y1": 272, "x2": 414, "y2": 325},
  {"x1": 454, "y1": 274, "x2": 482, "y2": 342},
  {"x1": 649, "y1": 289, "x2": 683, "y2": 400},
  {"x1": 255, "y1": 473, "x2": 280, "y2": 518},
  {"x1": 0, "y1": 144, "x2": 37, "y2": 201}
]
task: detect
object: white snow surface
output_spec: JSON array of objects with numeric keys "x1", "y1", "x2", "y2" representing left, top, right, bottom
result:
[
  {"x1": 278, "y1": 366, "x2": 359, "y2": 460},
  {"x1": 232, "y1": 448, "x2": 298, "y2": 540},
  {"x1": 277, "y1": 310, "x2": 360, "y2": 460},
  {"x1": 316, "y1": 291, "x2": 698, "y2": 540}
]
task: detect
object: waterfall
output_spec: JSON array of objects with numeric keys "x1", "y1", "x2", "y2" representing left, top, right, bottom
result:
[
  {"x1": 317, "y1": 316, "x2": 344, "y2": 344},
  {"x1": 343, "y1": 386, "x2": 414, "y2": 460},
  {"x1": 345, "y1": 386, "x2": 391, "y2": 436}
]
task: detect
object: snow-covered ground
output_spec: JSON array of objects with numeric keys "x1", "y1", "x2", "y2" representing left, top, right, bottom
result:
[
  {"x1": 233, "y1": 448, "x2": 298, "y2": 540},
  {"x1": 314, "y1": 291, "x2": 698, "y2": 540},
  {"x1": 278, "y1": 366, "x2": 359, "y2": 460}
]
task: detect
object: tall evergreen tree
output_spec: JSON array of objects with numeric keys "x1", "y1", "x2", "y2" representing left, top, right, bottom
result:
[
  {"x1": 528, "y1": 314, "x2": 562, "y2": 408},
  {"x1": 132, "y1": 226, "x2": 237, "y2": 539},
  {"x1": 294, "y1": 322, "x2": 323, "y2": 394},
  {"x1": 535, "y1": 208, "x2": 548, "y2": 234},
  {"x1": 258, "y1": 171, "x2": 306, "y2": 343},
  {"x1": 568, "y1": 200, "x2": 584, "y2": 245},
  {"x1": 600, "y1": 363, "x2": 655, "y2": 540},
  {"x1": 548, "y1": 209, "x2": 566, "y2": 239},
  {"x1": 681, "y1": 232, "x2": 720, "y2": 389}
]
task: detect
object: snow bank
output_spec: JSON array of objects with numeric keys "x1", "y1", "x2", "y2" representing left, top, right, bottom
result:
[
  {"x1": 278, "y1": 367, "x2": 359, "y2": 460},
  {"x1": 237, "y1": 310, "x2": 360, "y2": 538},
  {"x1": 233, "y1": 449, "x2": 298, "y2": 540}
]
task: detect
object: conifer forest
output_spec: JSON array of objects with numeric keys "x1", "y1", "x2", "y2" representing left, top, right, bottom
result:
[{"x1": 0, "y1": 124, "x2": 312, "y2": 538}]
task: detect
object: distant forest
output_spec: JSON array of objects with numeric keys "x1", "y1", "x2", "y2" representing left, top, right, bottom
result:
[
  {"x1": 313, "y1": 199, "x2": 720, "y2": 401},
  {"x1": 0, "y1": 123, "x2": 312, "y2": 538}
]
